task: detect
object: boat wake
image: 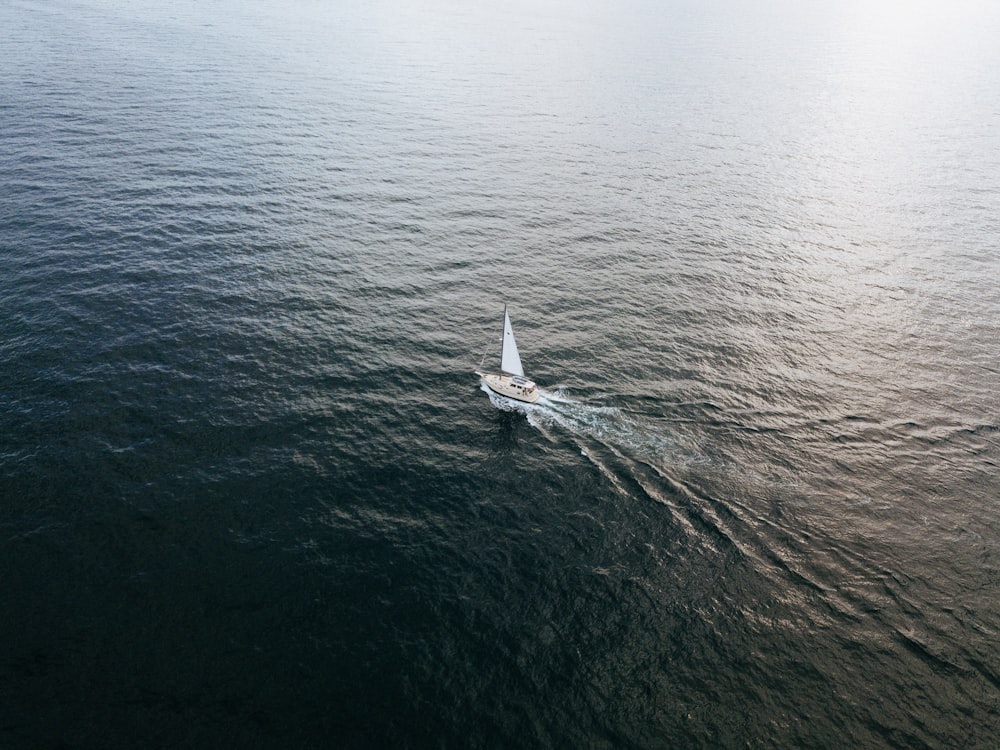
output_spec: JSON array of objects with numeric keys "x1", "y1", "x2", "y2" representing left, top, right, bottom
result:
[
  {"x1": 536, "y1": 388, "x2": 696, "y2": 464},
  {"x1": 481, "y1": 381, "x2": 704, "y2": 478},
  {"x1": 533, "y1": 388, "x2": 696, "y2": 513},
  {"x1": 480, "y1": 380, "x2": 857, "y2": 617}
]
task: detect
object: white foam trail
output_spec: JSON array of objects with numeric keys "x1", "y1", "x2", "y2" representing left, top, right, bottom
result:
[
  {"x1": 536, "y1": 389, "x2": 698, "y2": 468},
  {"x1": 479, "y1": 380, "x2": 703, "y2": 470}
]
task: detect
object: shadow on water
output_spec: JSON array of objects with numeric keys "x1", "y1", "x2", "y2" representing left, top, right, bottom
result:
[{"x1": 478, "y1": 381, "x2": 539, "y2": 448}]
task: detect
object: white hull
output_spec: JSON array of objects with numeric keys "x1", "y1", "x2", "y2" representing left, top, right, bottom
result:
[{"x1": 476, "y1": 371, "x2": 540, "y2": 404}]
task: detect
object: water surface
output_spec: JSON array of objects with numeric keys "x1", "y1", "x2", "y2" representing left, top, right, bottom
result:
[{"x1": 2, "y1": 0, "x2": 999, "y2": 747}]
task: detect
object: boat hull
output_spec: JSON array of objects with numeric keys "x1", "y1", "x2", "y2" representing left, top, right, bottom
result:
[{"x1": 477, "y1": 372, "x2": 540, "y2": 404}]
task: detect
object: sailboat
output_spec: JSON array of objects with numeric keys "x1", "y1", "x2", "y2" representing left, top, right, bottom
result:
[{"x1": 475, "y1": 305, "x2": 541, "y2": 404}]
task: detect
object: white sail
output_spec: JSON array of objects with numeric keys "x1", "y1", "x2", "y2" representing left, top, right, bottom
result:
[{"x1": 500, "y1": 306, "x2": 525, "y2": 376}]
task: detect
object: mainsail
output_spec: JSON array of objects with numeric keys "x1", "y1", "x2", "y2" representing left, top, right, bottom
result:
[{"x1": 500, "y1": 306, "x2": 525, "y2": 376}]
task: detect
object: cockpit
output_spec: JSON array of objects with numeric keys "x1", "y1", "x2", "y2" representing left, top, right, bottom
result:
[{"x1": 511, "y1": 375, "x2": 536, "y2": 390}]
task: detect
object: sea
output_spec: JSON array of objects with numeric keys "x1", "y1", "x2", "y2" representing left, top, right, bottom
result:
[{"x1": 2, "y1": 1, "x2": 999, "y2": 747}]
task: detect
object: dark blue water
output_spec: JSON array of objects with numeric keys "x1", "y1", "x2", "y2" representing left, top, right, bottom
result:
[{"x1": 3, "y1": 0, "x2": 999, "y2": 747}]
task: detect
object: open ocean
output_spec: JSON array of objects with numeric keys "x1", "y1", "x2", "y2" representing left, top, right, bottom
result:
[{"x1": 2, "y1": 0, "x2": 999, "y2": 747}]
